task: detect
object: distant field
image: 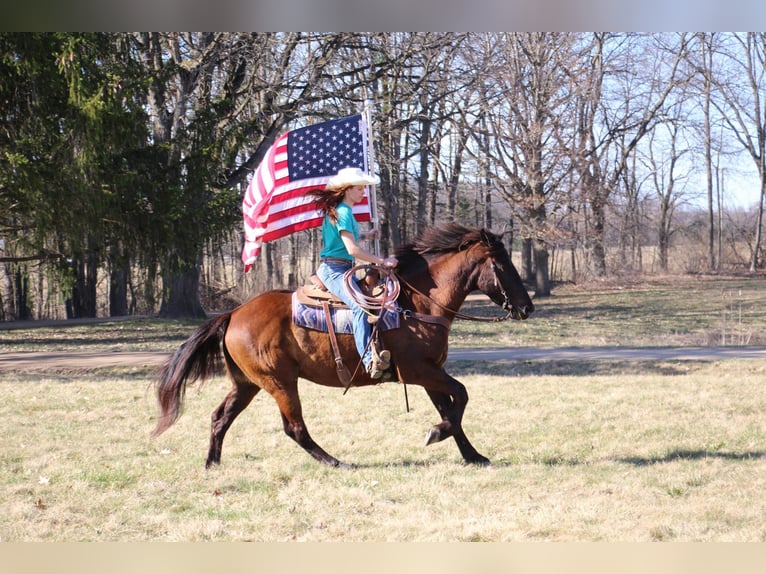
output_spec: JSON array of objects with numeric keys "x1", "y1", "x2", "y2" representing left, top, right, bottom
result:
[
  {"x1": 448, "y1": 274, "x2": 766, "y2": 349},
  {"x1": 1, "y1": 274, "x2": 765, "y2": 353}
]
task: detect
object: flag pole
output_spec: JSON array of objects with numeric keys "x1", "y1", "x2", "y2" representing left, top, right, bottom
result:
[{"x1": 363, "y1": 98, "x2": 381, "y2": 257}]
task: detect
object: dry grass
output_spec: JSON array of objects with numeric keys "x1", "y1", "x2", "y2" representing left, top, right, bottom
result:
[
  {"x1": 2, "y1": 275, "x2": 765, "y2": 353},
  {"x1": 450, "y1": 274, "x2": 766, "y2": 348},
  {"x1": 3, "y1": 274, "x2": 766, "y2": 542},
  {"x1": 2, "y1": 359, "x2": 765, "y2": 542}
]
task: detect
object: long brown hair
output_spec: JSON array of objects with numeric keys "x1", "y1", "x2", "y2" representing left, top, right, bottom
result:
[{"x1": 309, "y1": 186, "x2": 350, "y2": 224}]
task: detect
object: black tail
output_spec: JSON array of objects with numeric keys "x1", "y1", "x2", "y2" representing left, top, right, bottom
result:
[{"x1": 152, "y1": 313, "x2": 231, "y2": 437}]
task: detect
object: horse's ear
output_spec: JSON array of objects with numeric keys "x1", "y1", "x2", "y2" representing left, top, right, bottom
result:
[{"x1": 479, "y1": 229, "x2": 494, "y2": 246}]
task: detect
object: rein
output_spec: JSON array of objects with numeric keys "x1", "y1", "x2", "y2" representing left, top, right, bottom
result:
[
  {"x1": 394, "y1": 263, "x2": 515, "y2": 324},
  {"x1": 397, "y1": 274, "x2": 513, "y2": 323},
  {"x1": 341, "y1": 257, "x2": 515, "y2": 330}
]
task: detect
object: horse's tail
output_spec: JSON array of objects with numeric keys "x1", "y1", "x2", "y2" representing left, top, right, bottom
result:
[{"x1": 152, "y1": 312, "x2": 231, "y2": 437}]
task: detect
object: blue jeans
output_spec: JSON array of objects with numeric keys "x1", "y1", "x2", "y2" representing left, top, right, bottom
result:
[{"x1": 317, "y1": 261, "x2": 373, "y2": 369}]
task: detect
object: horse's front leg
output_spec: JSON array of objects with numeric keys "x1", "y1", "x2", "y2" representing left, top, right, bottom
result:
[{"x1": 421, "y1": 374, "x2": 490, "y2": 465}]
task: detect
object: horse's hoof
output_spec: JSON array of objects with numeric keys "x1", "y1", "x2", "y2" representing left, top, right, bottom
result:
[{"x1": 424, "y1": 427, "x2": 442, "y2": 445}]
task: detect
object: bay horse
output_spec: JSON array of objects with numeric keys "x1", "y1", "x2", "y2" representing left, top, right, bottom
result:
[{"x1": 153, "y1": 223, "x2": 534, "y2": 467}]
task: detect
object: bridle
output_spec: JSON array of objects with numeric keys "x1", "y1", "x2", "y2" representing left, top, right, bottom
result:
[
  {"x1": 394, "y1": 251, "x2": 520, "y2": 324},
  {"x1": 342, "y1": 241, "x2": 526, "y2": 327}
]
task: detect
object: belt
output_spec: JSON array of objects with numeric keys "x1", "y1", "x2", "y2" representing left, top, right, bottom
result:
[{"x1": 320, "y1": 257, "x2": 353, "y2": 265}]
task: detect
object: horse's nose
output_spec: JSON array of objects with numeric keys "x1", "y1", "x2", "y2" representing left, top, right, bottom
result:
[{"x1": 512, "y1": 304, "x2": 533, "y2": 320}]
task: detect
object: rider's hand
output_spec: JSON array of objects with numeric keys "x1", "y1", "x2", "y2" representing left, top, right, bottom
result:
[
  {"x1": 364, "y1": 228, "x2": 380, "y2": 241},
  {"x1": 382, "y1": 257, "x2": 398, "y2": 268}
]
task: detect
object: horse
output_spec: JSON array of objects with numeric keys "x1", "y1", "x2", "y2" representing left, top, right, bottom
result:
[{"x1": 152, "y1": 222, "x2": 534, "y2": 467}]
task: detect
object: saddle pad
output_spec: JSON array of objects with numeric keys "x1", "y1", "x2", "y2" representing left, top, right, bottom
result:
[{"x1": 292, "y1": 291, "x2": 400, "y2": 334}]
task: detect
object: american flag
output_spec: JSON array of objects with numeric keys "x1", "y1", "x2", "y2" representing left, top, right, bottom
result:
[{"x1": 241, "y1": 114, "x2": 373, "y2": 271}]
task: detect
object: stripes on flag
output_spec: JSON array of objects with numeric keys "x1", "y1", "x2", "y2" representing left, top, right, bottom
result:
[{"x1": 241, "y1": 114, "x2": 372, "y2": 271}]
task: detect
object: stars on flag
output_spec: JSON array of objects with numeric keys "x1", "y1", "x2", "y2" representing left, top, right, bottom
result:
[{"x1": 288, "y1": 116, "x2": 366, "y2": 180}]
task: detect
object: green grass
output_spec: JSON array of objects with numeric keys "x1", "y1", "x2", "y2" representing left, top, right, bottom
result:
[{"x1": 0, "y1": 317, "x2": 204, "y2": 353}]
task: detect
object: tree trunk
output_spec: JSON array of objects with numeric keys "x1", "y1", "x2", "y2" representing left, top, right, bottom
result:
[
  {"x1": 416, "y1": 113, "x2": 431, "y2": 234},
  {"x1": 159, "y1": 255, "x2": 206, "y2": 318},
  {"x1": 288, "y1": 234, "x2": 298, "y2": 288},
  {"x1": 521, "y1": 238, "x2": 533, "y2": 284},
  {"x1": 590, "y1": 188, "x2": 608, "y2": 276},
  {"x1": 699, "y1": 32, "x2": 717, "y2": 271},
  {"x1": 66, "y1": 249, "x2": 98, "y2": 319},
  {"x1": 704, "y1": 102, "x2": 716, "y2": 271},
  {"x1": 533, "y1": 238, "x2": 551, "y2": 296},
  {"x1": 751, "y1": 182, "x2": 765, "y2": 271},
  {"x1": 109, "y1": 242, "x2": 129, "y2": 317},
  {"x1": 658, "y1": 218, "x2": 670, "y2": 272},
  {"x1": 14, "y1": 266, "x2": 32, "y2": 320},
  {"x1": 503, "y1": 218, "x2": 514, "y2": 258}
]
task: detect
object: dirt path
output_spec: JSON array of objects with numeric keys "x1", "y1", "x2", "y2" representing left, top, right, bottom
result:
[
  {"x1": 0, "y1": 350, "x2": 170, "y2": 372},
  {"x1": 3, "y1": 345, "x2": 766, "y2": 373}
]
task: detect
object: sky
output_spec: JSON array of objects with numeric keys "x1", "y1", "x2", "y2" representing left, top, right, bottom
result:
[{"x1": 5, "y1": 1, "x2": 766, "y2": 33}]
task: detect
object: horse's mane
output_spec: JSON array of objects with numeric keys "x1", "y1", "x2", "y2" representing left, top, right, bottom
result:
[{"x1": 394, "y1": 222, "x2": 489, "y2": 259}]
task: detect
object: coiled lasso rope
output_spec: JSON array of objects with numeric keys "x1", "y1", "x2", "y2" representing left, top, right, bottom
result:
[{"x1": 342, "y1": 264, "x2": 400, "y2": 319}]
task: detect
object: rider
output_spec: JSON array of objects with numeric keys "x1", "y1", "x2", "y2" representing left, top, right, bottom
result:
[{"x1": 310, "y1": 167, "x2": 398, "y2": 379}]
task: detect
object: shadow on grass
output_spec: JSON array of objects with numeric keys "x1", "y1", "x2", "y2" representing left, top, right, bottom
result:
[
  {"x1": 0, "y1": 333, "x2": 188, "y2": 350},
  {"x1": 234, "y1": 446, "x2": 766, "y2": 470},
  {"x1": 447, "y1": 359, "x2": 704, "y2": 377},
  {"x1": 337, "y1": 449, "x2": 766, "y2": 470},
  {"x1": 0, "y1": 318, "x2": 203, "y2": 352},
  {"x1": 346, "y1": 459, "x2": 440, "y2": 470},
  {"x1": 617, "y1": 449, "x2": 766, "y2": 466}
]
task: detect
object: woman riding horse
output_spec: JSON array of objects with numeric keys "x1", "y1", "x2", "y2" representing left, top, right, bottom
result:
[
  {"x1": 310, "y1": 167, "x2": 398, "y2": 379},
  {"x1": 153, "y1": 222, "x2": 534, "y2": 467}
]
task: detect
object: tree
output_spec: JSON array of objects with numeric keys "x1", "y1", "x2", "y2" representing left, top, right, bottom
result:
[
  {"x1": 481, "y1": 32, "x2": 581, "y2": 296},
  {"x1": 696, "y1": 32, "x2": 719, "y2": 270},
  {"x1": 708, "y1": 33, "x2": 766, "y2": 271},
  {"x1": 1, "y1": 33, "x2": 148, "y2": 318},
  {"x1": 640, "y1": 109, "x2": 693, "y2": 271},
  {"x1": 131, "y1": 32, "x2": 375, "y2": 317},
  {"x1": 579, "y1": 33, "x2": 692, "y2": 276},
  {"x1": 0, "y1": 33, "x2": 69, "y2": 318}
]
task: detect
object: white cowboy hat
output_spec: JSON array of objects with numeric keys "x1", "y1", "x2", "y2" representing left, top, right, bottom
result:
[{"x1": 325, "y1": 167, "x2": 380, "y2": 190}]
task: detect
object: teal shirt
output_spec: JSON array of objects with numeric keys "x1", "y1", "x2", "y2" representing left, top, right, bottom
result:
[{"x1": 320, "y1": 202, "x2": 359, "y2": 261}]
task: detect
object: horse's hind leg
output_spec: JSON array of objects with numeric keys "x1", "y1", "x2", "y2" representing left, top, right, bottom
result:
[
  {"x1": 269, "y1": 382, "x2": 347, "y2": 468},
  {"x1": 206, "y1": 381, "x2": 260, "y2": 468},
  {"x1": 278, "y1": 412, "x2": 346, "y2": 467}
]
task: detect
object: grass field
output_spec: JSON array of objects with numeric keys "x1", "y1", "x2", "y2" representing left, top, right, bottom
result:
[
  {"x1": 1, "y1": 274, "x2": 765, "y2": 541},
  {"x1": 2, "y1": 275, "x2": 765, "y2": 353},
  {"x1": 2, "y1": 361, "x2": 765, "y2": 541}
]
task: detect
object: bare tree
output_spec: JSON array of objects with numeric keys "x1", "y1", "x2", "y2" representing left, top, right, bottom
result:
[
  {"x1": 707, "y1": 33, "x2": 766, "y2": 270},
  {"x1": 481, "y1": 32, "x2": 580, "y2": 296},
  {"x1": 579, "y1": 33, "x2": 692, "y2": 276},
  {"x1": 132, "y1": 32, "x2": 374, "y2": 316},
  {"x1": 639, "y1": 107, "x2": 694, "y2": 271},
  {"x1": 697, "y1": 32, "x2": 719, "y2": 270}
]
